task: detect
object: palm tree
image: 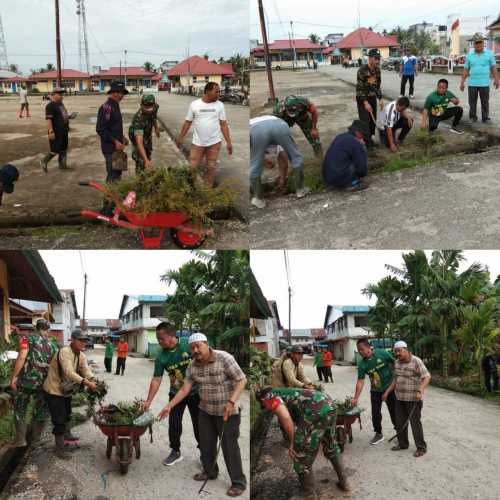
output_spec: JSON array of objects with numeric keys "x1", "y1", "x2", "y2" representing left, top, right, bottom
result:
[
  {"x1": 8, "y1": 64, "x2": 19, "y2": 74},
  {"x1": 143, "y1": 61, "x2": 155, "y2": 72},
  {"x1": 46, "y1": 63, "x2": 55, "y2": 71},
  {"x1": 309, "y1": 34, "x2": 321, "y2": 44}
]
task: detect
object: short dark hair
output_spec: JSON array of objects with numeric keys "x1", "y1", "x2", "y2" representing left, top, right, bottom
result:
[
  {"x1": 397, "y1": 96, "x2": 410, "y2": 108},
  {"x1": 437, "y1": 78, "x2": 448, "y2": 87},
  {"x1": 204, "y1": 82, "x2": 219, "y2": 93},
  {"x1": 356, "y1": 338, "x2": 371, "y2": 348},
  {"x1": 156, "y1": 321, "x2": 176, "y2": 336}
]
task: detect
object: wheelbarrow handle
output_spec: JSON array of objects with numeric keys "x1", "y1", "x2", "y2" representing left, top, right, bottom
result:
[{"x1": 78, "y1": 181, "x2": 90, "y2": 186}]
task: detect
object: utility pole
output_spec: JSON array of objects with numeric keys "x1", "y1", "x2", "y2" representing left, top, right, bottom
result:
[
  {"x1": 124, "y1": 49, "x2": 127, "y2": 88},
  {"x1": 257, "y1": 0, "x2": 275, "y2": 102},
  {"x1": 0, "y1": 14, "x2": 9, "y2": 70},
  {"x1": 290, "y1": 21, "x2": 298, "y2": 68},
  {"x1": 82, "y1": 272, "x2": 88, "y2": 331},
  {"x1": 55, "y1": 0, "x2": 63, "y2": 87}
]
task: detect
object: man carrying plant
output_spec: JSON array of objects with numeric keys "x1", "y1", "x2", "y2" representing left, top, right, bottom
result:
[
  {"x1": 142, "y1": 322, "x2": 200, "y2": 466},
  {"x1": 382, "y1": 340, "x2": 431, "y2": 458},
  {"x1": 351, "y1": 338, "x2": 397, "y2": 445},
  {"x1": 9, "y1": 319, "x2": 57, "y2": 448},
  {"x1": 104, "y1": 337, "x2": 114, "y2": 373},
  {"x1": 43, "y1": 330, "x2": 97, "y2": 459},
  {"x1": 116, "y1": 336, "x2": 128, "y2": 376},
  {"x1": 255, "y1": 386, "x2": 350, "y2": 498},
  {"x1": 158, "y1": 333, "x2": 247, "y2": 497}
]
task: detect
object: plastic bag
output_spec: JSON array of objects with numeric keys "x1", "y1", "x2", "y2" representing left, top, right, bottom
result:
[{"x1": 133, "y1": 411, "x2": 155, "y2": 427}]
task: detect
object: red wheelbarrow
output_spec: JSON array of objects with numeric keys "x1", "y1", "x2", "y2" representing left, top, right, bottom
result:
[
  {"x1": 95, "y1": 419, "x2": 153, "y2": 475},
  {"x1": 78, "y1": 181, "x2": 212, "y2": 249},
  {"x1": 335, "y1": 411, "x2": 362, "y2": 452}
]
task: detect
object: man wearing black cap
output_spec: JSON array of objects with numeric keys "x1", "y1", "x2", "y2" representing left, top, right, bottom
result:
[
  {"x1": 40, "y1": 88, "x2": 77, "y2": 173},
  {"x1": 43, "y1": 330, "x2": 97, "y2": 459},
  {"x1": 322, "y1": 120, "x2": 369, "y2": 191},
  {"x1": 356, "y1": 48, "x2": 384, "y2": 149},
  {"x1": 0, "y1": 164, "x2": 19, "y2": 206}
]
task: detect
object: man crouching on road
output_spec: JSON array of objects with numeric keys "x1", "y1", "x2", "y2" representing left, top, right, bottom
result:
[
  {"x1": 43, "y1": 330, "x2": 97, "y2": 460},
  {"x1": 256, "y1": 386, "x2": 350, "y2": 499},
  {"x1": 382, "y1": 341, "x2": 431, "y2": 458},
  {"x1": 158, "y1": 333, "x2": 247, "y2": 497}
]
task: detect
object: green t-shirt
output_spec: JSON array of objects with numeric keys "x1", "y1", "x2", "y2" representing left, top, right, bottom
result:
[
  {"x1": 357, "y1": 348, "x2": 395, "y2": 392},
  {"x1": 424, "y1": 90, "x2": 456, "y2": 117},
  {"x1": 314, "y1": 352, "x2": 323, "y2": 367},
  {"x1": 153, "y1": 338, "x2": 198, "y2": 395},
  {"x1": 105, "y1": 341, "x2": 114, "y2": 358}
]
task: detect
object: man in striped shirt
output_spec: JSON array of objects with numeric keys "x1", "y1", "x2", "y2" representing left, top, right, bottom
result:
[{"x1": 379, "y1": 97, "x2": 413, "y2": 153}]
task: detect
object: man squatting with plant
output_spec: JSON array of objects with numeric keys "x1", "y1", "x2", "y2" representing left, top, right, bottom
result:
[
  {"x1": 255, "y1": 386, "x2": 350, "y2": 499},
  {"x1": 9, "y1": 319, "x2": 57, "y2": 448},
  {"x1": 42, "y1": 330, "x2": 98, "y2": 460},
  {"x1": 142, "y1": 322, "x2": 201, "y2": 467},
  {"x1": 158, "y1": 333, "x2": 247, "y2": 497}
]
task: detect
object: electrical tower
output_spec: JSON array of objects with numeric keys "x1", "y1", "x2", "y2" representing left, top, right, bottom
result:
[
  {"x1": 0, "y1": 14, "x2": 9, "y2": 70},
  {"x1": 76, "y1": 0, "x2": 90, "y2": 74}
]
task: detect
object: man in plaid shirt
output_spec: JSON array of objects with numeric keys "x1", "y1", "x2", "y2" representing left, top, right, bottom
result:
[
  {"x1": 158, "y1": 333, "x2": 247, "y2": 497},
  {"x1": 382, "y1": 341, "x2": 431, "y2": 457}
]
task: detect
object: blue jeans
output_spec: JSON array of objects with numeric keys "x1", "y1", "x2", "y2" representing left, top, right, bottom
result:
[{"x1": 250, "y1": 118, "x2": 303, "y2": 179}]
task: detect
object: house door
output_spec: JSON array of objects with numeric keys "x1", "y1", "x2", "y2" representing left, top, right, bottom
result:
[
  {"x1": 79, "y1": 80, "x2": 83, "y2": 92},
  {"x1": 339, "y1": 342, "x2": 344, "y2": 361},
  {"x1": 100, "y1": 80, "x2": 105, "y2": 91},
  {"x1": 12, "y1": 82, "x2": 17, "y2": 92}
]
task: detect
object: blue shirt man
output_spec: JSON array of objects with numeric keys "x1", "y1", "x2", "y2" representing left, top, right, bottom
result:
[
  {"x1": 401, "y1": 54, "x2": 417, "y2": 76},
  {"x1": 400, "y1": 51, "x2": 417, "y2": 97}
]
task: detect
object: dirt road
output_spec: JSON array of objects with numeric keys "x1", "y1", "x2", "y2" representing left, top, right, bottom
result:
[
  {"x1": 251, "y1": 357, "x2": 500, "y2": 500},
  {"x1": 4, "y1": 346, "x2": 250, "y2": 500}
]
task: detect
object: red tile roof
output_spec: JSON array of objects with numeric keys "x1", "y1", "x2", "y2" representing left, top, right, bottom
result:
[
  {"x1": 93, "y1": 66, "x2": 157, "y2": 78},
  {"x1": 151, "y1": 73, "x2": 162, "y2": 81},
  {"x1": 336, "y1": 28, "x2": 399, "y2": 49},
  {"x1": 0, "y1": 76, "x2": 29, "y2": 82},
  {"x1": 30, "y1": 69, "x2": 90, "y2": 80},
  {"x1": 167, "y1": 56, "x2": 235, "y2": 77},
  {"x1": 268, "y1": 39, "x2": 324, "y2": 50}
]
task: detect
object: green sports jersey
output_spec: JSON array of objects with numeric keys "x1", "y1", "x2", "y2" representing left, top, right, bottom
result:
[
  {"x1": 153, "y1": 337, "x2": 198, "y2": 395},
  {"x1": 424, "y1": 90, "x2": 456, "y2": 117},
  {"x1": 357, "y1": 348, "x2": 394, "y2": 392},
  {"x1": 105, "y1": 341, "x2": 114, "y2": 359}
]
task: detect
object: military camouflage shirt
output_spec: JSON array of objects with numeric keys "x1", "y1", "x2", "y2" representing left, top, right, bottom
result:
[
  {"x1": 261, "y1": 387, "x2": 336, "y2": 423},
  {"x1": 273, "y1": 96, "x2": 311, "y2": 127},
  {"x1": 128, "y1": 109, "x2": 156, "y2": 150},
  {"x1": 356, "y1": 64, "x2": 382, "y2": 100},
  {"x1": 17, "y1": 334, "x2": 58, "y2": 391}
]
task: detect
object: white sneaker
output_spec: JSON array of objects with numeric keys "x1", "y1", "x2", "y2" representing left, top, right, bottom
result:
[
  {"x1": 409, "y1": 94, "x2": 414, "y2": 99},
  {"x1": 251, "y1": 197, "x2": 266, "y2": 209},
  {"x1": 296, "y1": 187, "x2": 311, "y2": 199}
]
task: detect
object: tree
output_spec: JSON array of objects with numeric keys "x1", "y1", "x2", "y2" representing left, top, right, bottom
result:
[
  {"x1": 46, "y1": 63, "x2": 55, "y2": 71},
  {"x1": 8, "y1": 64, "x2": 19, "y2": 74},
  {"x1": 203, "y1": 53, "x2": 209, "y2": 60},
  {"x1": 143, "y1": 61, "x2": 155, "y2": 72},
  {"x1": 309, "y1": 33, "x2": 321, "y2": 45}
]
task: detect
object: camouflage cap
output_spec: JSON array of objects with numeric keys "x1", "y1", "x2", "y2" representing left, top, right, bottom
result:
[
  {"x1": 472, "y1": 33, "x2": 485, "y2": 42},
  {"x1": 291, "y1": 345, "x2": 304, "y2": 354},
  {"x1": 141, "y1": 94, "x2": 156, "y2": 106},
  {"x1": 284, "y1": 95, "x2": 306, "y2": 117},
  {"x1": 368, "y1": 48, "x2": 381, "y2": 58}
]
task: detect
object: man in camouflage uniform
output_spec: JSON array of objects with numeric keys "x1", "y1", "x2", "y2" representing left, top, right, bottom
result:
[
  {"x1": 273, "y1": 95, "x2": 322, "y2": 158},
  {"x1": 9, "y1": 319, "x2": 57, "y2": 447},
  {"x1": 256, "y1": 386, "x2": 350, "y2": 499},
  {"x1": 128, "y1": 94, "x2": 160, "y2": 173},
  {"x1": 356, "y1": 48, "x2": 385, "y2": 149}
]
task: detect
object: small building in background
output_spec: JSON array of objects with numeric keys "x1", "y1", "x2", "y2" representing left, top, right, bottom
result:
[
  {"x1": 0, "y1": 71, "x2": 30, "y2": 93},
  {"x1": 487, "y1": 14, "x2": 500, "y2": 56},
  {"x1": 250, "y1": 39, "x2": 324, "y2": 69},
  {"x1": 29, "y1": 69, "x2": 91, "y2": 93},
  {"x1": 85, "y1": 319, "x2": 121, "y2": 343},
  {"x1": 91, "y1": 67, "x2": 159, "y2": 93},
  {"x1": 52, "y1": 289, "x2": 79, "y2": 345},
  {"x1": 323, "y1": 305, "x2": 373, "y2": 364},
  {"x1": 335, "y1": 28, "x2": 400, "y2": 61}
]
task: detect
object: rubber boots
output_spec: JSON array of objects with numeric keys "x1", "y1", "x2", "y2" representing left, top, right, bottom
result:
[
  {"x1": 293, "y1": 168, "x2": 310, "y2": 199},
  {"x1": 31, "y1": 420, "x2": 45, "y2": 446},
  {"x1": 250, "y1": 177, "x2": 266, "y2": 209},
  {"x1": 330, "y1": 453, "x2": 350, "y2": 491},
  {"x1": 297, "y1": 471, "x2": 317, "y2": 500},
  {"x1": 64, "y1": 423, "x2": 79, "y2": 442},
  {"x1": 54, "y1": 434, "x2": 71, "y2": 460},
  {"x1": 58, "y1": 152, "x2": 68, "y2": 170},
  {"x1": 9, "y1": 420, "x2": 27, "y2": 448}
]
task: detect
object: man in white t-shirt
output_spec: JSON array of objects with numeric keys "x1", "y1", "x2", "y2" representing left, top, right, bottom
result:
[
  {"x1": 378, "y1": 96, "x2": 413, "y2": 153},
  {"x1": 19, "y1": 85, "x2": 30, "y2": 119},
  {"x1": 176, "y1": 82, "x2": 232, "y2": 186}
]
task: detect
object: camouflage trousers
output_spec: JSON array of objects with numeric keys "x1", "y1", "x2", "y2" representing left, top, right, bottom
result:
[
  {"x1": 294, "y1": 115, "x2": 321, "y2": 147},
  {"x1": 13, "y1": 387, "x2": 49, "y2": 423},
  {"x1": 132, "y1": 145, "x2": 152, "y2": 174},
  {"x1": 292, "y1": 407, "x2": 340, "y2": 474}
]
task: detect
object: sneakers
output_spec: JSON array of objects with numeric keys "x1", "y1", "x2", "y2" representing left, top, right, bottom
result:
[
  {"x1": 296, "y1": 187, "x2": 310, "y2": 199},
  {"x1": 349, "y1": 181, "x2": 369, "y2": 192},
  {"x1": 449, "y1": 126, "x2": 464, "y2": 135},
  {"x1": 470, "y1": 116, "x2": 478, "y2": 123},
  {"x1": 163, "y1": 450, "x2": 183, "y2": 466},
  {"x1": 370, "y1": 433, "x2": 384, "y2": 445},
  {"x1": 40, "y1": 157, "x2": 48, "y2": 174},
  {"x1": 482, "y1": 117, "x2": 491, "y2": 124},
  {"x1": 409, "y1": 94, "x2": 414, "y2": 99},
  {"x1": 251, "y1": 197, "x2": 266, "y2": 209}
]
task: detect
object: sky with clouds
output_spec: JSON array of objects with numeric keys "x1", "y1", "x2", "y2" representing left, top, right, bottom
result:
[
  {"x1": 3, "y1": 0, "x2": 248, "y2": 74},
  {"x1": 251, "y1": 250, "x2": 500, "y2": 329},
  {"x1": 249, "y1": 0, "x2": 499, "y2": 41}
]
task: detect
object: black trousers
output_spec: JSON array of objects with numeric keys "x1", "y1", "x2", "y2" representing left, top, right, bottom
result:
[
  {"x1": 104, "y1": 357, "x2": 112, "y2": 373},
  {"x1": 370, "y1": 390, "x2": 397, "y2": 434},
  {"x1": 356, "y1": 96, "x2": 378, "y2": 145},
  {"x1": 323, "y1": 367, "x2": 333, "y2": 382},
  {"x1": 400, "y1": 75, "x2": 415, "y2": 96},
  {"x1": 104, "y1": 153, "x2": 122, "y2": 183},
  {"x1": 316, "y1": 367, "x2": 323, "y2": 381},
  {"x1": 379, "y1": 117, "x2": 412, "y2": 148},
  {"x1": 484, "y1": 370, "x2": 499, "y2": 392},
  {"x1": 468, "y1": 86, "x2": 490, "y2": 120},
  {"x1": 44, "y1": 391, "x2": 71, "y2": 435},
  {"x1": 429, "y1": 107, "x2": 463, "y2": 131},
  {"x1": 168, "y1": 392, "x2": 200, "y2": 452},
  {"x1": 395, "y1": 400, "x2": 426, "y2": 451},
  {"x1": 198, "y1": 409, "x2": 246, "y2": 490},
  {"x1": 116, "y1": 357, "x2": 126, "y2": 375}
]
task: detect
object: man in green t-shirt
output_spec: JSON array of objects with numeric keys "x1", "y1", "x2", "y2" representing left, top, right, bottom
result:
[
  {"x1": 104, "y1": 338, "x2": 114, "y2": 373},
  {"x1": 351, "y1": 338, "x2": 397, "y2": 445},
  {"x1": 421, "y1": 78, "x2": 464, "y2": 134},
  {"x1": 313, "y1": 349, "x2": 324, "y2": 381},
  {"x1": 143, "y1": 322, "x2": 200, "y2": 466}
]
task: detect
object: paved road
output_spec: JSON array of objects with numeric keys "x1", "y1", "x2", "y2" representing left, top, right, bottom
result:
[
  {"x1": 5, "y1": 346, "x2": 250, "y2": 500},
  {"x1": 252, "y1": 357, "x2": 500, "y2": 500},
  {"x1": 155, "y1": 93, "x2": 249, "y2": 219}
]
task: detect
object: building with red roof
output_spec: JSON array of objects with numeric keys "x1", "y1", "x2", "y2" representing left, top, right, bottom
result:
[
  {"x1": 250, "y1": 38, "x2": 324, "y2": 69},
  {"x1": 29, "y1": 69, "x2": 91, "y2": 93},
  {"x1": 335, "y1": 28, "x2": 399, "y2": 60},
  {"x1": 91, "y1": 66, "x2": 159, "y2": 92},
  {"x1": 0, "y1": 70, "x2": 30, "y2": 93}
]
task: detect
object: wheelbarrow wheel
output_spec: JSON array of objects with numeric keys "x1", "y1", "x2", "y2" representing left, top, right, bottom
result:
[
  {"x1": 119, "y1": 439, "x2": 130, "y2": 475},
  {"x1": 106, "y1": 437, "x2": 112, "y2": 459},
  {"x1": 170, "y1": 227, "x2": 205, "y2": 249}
]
